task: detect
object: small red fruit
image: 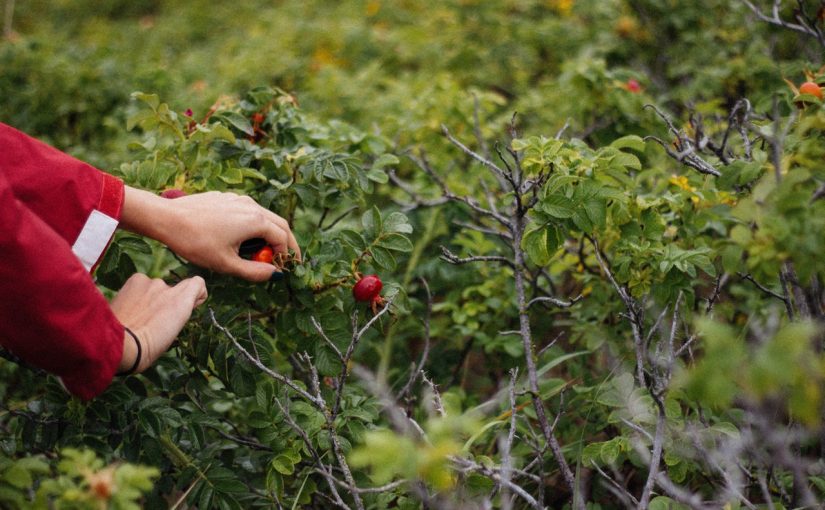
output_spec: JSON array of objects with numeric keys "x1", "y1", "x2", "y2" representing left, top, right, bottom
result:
[
  {"x1": 252, "y1": 113, "x2": 265, "y2": 124},
  {"x1": 799, "y1": 81, "x2": 823, "y2": 99},
  {"x1": 626, "y1": 79, "x2": 641, "y2": 93},
  {"x1": 252, "y1": 246, "x2": 274, "y2": 264},
  {"x1": 353, "y1": 275, "x2": 382, "y2": 302},
  {"x1": 160, "y1": 188, "x2": 187, "y2": 199}
]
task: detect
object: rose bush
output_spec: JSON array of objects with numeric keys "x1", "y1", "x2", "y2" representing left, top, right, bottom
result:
[{"x1": 3, "y1": 1, "x2": 825, "y2": 509}]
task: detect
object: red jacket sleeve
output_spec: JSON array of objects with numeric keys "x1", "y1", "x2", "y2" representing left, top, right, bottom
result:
[
  {"x1": 0, "y1": 123, "x2": 123, "y2": 272},
  {"x1": 0, "y1": 123, "x2": 126, "y2": 400}
]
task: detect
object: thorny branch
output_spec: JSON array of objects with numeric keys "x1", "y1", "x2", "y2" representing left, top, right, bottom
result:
[
  {"x1": 396, "y1": 278, "x2": 433, "y2": 402},
  {"x1": 742, "y1": 0, "x2": 825, "y2": 47},
  {"x1": 213, "y1": 300, "x2": 400, "y2": 509},
  {"x1": 644, "y1": 104, "x2": 722, "y2": 177},
  {"x1": 426, "y1": 123, "x2": 584, "y2": 508}
]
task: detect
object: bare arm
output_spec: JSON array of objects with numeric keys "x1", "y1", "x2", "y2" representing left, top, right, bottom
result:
[{"x1": 120, "y1": 186, "x2": 300, "y2": 282}]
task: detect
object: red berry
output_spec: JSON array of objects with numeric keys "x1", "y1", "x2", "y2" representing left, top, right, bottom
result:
[
  {"x1": 799, "y1": 81, "x2": 823, "y2": 99},
  {"x1": 252, "y1": 113, "x2": 265, "y2": 124},
  {"x1": 353, "y1": 275, "x2": 382, "y2": 302},
  {"x1": 160, "y1": 189, "x2": 187, "y2": 199},
  {"x1": 252, "y1": 246, "x2": 274, "y2": 264},
  {"x1": 626, "y1": 79, "x2": 641, "y2": 93}
]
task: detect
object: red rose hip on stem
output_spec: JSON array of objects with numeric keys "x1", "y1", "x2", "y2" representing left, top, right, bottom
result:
[
  {"x1": 626, "y1": 79, "x2": 641, "y2": 93},
  {"x1": 799, "y1": 81, "x2": 823, "y2": 99},
  {"x1": 252, "y1": 246, "x2": 274, "y2": 264},
  {"x1": 160, "y1": 188, "x2": 187, "y2": 199},
  {"x1": 353, "y1": 274, "x2": 382, "y2": 302}
]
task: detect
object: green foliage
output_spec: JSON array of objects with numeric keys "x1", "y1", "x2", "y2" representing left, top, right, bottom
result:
[{"x1": 4, "y1": 0, "x2": 825, "y2": 508}]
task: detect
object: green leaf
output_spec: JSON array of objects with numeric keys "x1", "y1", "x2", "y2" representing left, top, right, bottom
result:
[
  {"x1": 377, "y1": 233, "x2": 413, "y2": 252},
  {"x1": 339, "y1": 230, "x2": 367, "y2": 251},
  {"x1": 540, "y1": 193, "x2": 575, "y2": 219},
  {"x1": 118, "y1": 237, "x2": 153, "y2": 255},
  {"x1": 372, "y1": 153, "x2": 400, "y2": 170},
  {"x1": 536, "y1": 351, "x2": 589, "y2": 378},
  {"x1": 370, "y1": 246, "x2": 396, "y2": 270},
  {"x1": 271, "y1": 453, "x2": 296, "y2": 475},
  {"x1": 383, "y1": 212, "x2": 413, "y2": 234},
  {"x1": 521, "y1": 225, "x2": 560, "y2": 266},
  {"x1": 649, "y1": 496, "x2": 690, "y2": 510},
  {"x1": 366, "y1": 168, "x2": 389, "y2": 183},
  {"x1": 362, "y1": 206, "x2": 382, "y2": 239},
  {"x1": 3, "y1": 464, "x2": 32, "y2": 489},
  {"x1": 213, "y1": 112, "x2": 254, "y2": 136},
  {"x1": 611, "y1": 152, "x2": 642, "y2": 171},
  {"x1": 610, "y1": 135, "x2": 646, "y2": 152},
  {"x1": 218, "y1": 167, "x2": 244, "y2": 184},
  {"x1": 130, "y1": 91, "x2": 160, "y2": 110}
]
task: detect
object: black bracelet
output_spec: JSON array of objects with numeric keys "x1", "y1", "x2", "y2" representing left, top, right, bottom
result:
[{"x1": 116, "y1": 327, "x2": 142, "y2": 376}]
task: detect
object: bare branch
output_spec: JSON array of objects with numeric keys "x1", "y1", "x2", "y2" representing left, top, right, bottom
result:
[
  {"x1": 440, "y1": 245, "x2": 515, "y2": 268},
  {"x1": 397, "y1": 278, "x2": 433, "y2": 401},
  {"x1": 387, "y1": 169, "x2": 450, "y2": 210},
  {"x1": 656, "y1": 472, "x2": 713, "y2": 510},
  {"x1": 499, "y1": 368, "x2": 519, "y2": 510},
  {"x1": 451, "y1": 457, "x2": 542, "y2": 510},
  {"x1": 638, "y1": 400, "x2": 667, "y2": 510},
  {"x1": 210, "y1": 309, "x2": 322, "y2": 407},
  {"x1": 326, "y1": 475, "x2": 408, "y2": 494},
  {"x1": 312, "y1": 316, "x2": 344, "y2": 362},
  {"x1": 422, "y1": 373, "x2": 446, "y2": 418},
  {"x1": 593, "y1": 463, "x2": 639, "y2": 507},
  {"x1": 644, "y1": 104, "x2": 722, "y2": 177},
  {"x1": 526, "y1": 294, "x2": 582, "y2": 310},
  {"x1": 742, "y1": 0, "x2": 825, "y2": 47},
  {"x1": 442, "y1": 124, "x2": 511, "y2": 186},
  {"x1": 410, "y1": 151, "x2": 510, "y2": 225},
  {"x1": 739, "y1": 272, "x2": 795, "y2": 321},
  {"x1": 303, "y1": 353, "x2": 366, "y2": 510}
]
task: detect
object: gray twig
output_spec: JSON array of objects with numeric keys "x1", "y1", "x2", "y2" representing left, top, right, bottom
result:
[{"x1": 210, "y1": 309, "x2": 322, "y2": 407}]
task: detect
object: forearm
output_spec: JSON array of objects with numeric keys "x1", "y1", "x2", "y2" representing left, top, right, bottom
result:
[{"x1": 120, "y1": 186, "x2": 182, "y2": 244}]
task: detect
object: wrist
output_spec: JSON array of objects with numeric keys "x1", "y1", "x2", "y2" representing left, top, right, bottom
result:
[
  {"x1": 120, "y1": 186, "x2": 181, "y2": 244},
  {"x1": 117, "y1": 327, "x2": 142, "y2": 374}
]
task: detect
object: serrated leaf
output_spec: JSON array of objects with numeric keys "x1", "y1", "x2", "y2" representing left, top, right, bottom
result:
[
  {"x1": 366, "y1": 168, "x2": 389, "y2": 183},
  {"x1": 118, "y1": 237, "x2": 153, "y2": 254},
  {"x1": 610, "y1": 135, "x2": 646, "y2": 152},
  {"x1": 611, "y1": 152, "x2": 642, "y2": 171},
  {"x1": 214, "y1": 112, "x2": 254, "y2": 136},
  {"x1": 372, "y1": 153, "x2": 400, "y2": 170},
  {"x1": 383, "y1": 212, "x2": 413, "y2": 234},
  {"x1": 377, "y1": 233, "x2": 413, "y2": 252},
  {"x1": 362, "y1": 206, "x2": 382, "y2": 239},
  {"x1": 218, "y1": 167, "x2": 244, "y2": 184},
  {"x1": 540, "y1": 193, "x2": 575, "y2": 218},
  {"x1": 521, "y1": 225, "x2": 560, "y2": 266},
  {"x1": 130, "y1": 91, "x2": 160, "y2": 109},
  {"x1": 371, "y1": 246, "x2": 396, "y2": 270},
  {"x1": 339, "y1": 230, "x2": 367, "y2": 251}
]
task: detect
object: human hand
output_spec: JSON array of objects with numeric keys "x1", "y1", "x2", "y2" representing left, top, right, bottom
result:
[
  {"x1": 110, "y1": 273, "x2": 208, "y2": 373},
  {"x1": 121, "y1": 188, "x2": 301, "y2": 282}
]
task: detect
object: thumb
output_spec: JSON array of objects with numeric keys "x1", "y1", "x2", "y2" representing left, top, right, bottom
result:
[
  {"x1": 227, "y1": 258, "x2": 284, "y2": 283},
  {"x1": 173, "y1": 276, "x2": 209, "y2": 307}
]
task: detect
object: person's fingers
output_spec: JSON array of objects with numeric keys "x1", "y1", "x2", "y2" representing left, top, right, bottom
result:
[
  {"x1": 263, "y1": 211, "x2": 301, "y2": 260},
  {"x1": 227, "y1": 259, "x2": 282, "y2": 283},
  {"x1": 173, "y1": 276, "x2": 208, "y2": 308},
  {"x1": 260, "y1": 221, "x2": 290, "y2": 256}
]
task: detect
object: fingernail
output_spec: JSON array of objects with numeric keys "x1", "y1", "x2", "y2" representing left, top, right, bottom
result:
[{"x1": 269, "y1": 271, "x2": 284, "y2": 282}]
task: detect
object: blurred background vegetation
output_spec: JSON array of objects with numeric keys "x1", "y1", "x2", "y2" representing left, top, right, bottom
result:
[
  {"x1": 4, "y1": 1, "x2": 825, "y2": 508},
  {"x1": 2, "y1": 0, "x2": 816, "y2": 168}
]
